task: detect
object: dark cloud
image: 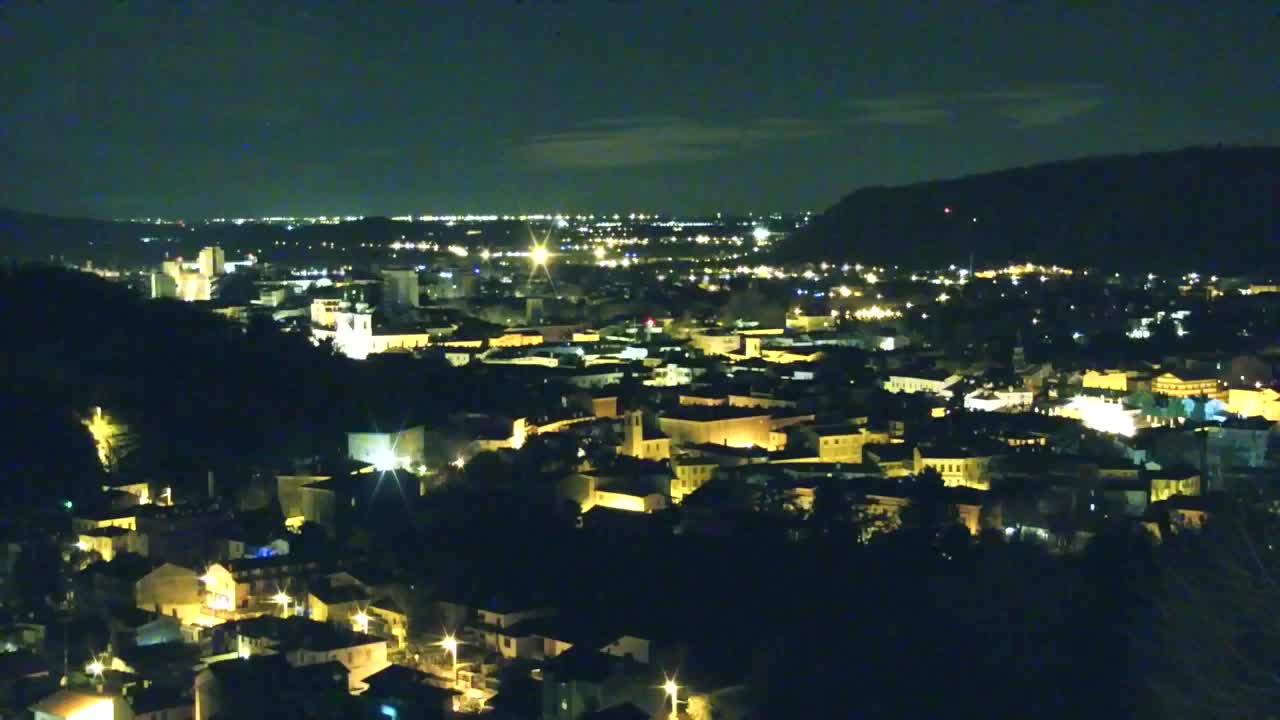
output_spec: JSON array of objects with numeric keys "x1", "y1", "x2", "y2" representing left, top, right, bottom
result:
[{"x1": 849, "y1": 85, "x2": 1105, "y2": 129}]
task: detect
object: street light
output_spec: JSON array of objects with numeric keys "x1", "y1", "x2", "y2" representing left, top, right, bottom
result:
[
  {"x1": 529, "y1": 244, "x2": 551, "y2": 269},
  {"x1": 440, "y1": 634, "x2": 459, "y2": 687},
  {"x1": 353, "y1": 611, "x2": 370, "y2": 634},
  {"x1": 86, "y1": 658, "x2": 105, "y2": 679},
  {"x1": 271, "y1": 591, "x2": 292, "y2": 616},
  {"x1": 662, "y1": 677, "x2": 680, "y2": 719}
]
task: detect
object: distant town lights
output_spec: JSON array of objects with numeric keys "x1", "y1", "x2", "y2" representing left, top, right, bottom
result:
[{"x1": 751, "y1": 227, "x2": 771, "y2": 241}]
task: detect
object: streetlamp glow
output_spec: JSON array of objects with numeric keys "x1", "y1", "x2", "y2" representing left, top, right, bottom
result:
[
  {"x1": 662, "y1": 677, "x2": 680, "y2": 719},
  {"x1": 440, "y1": 634, "x2": 460, "y2": 687},
  {"x1": 86, "y1": 659, "x2": 105, "y2": 678},
  {"x1": 353, "y1": 611, "x2": 370, "y2": 634},
  {"x1": 529, "y1": 244, "x2": 551, "y2": 268},
  {"x1": 271, "y1": 591, "x2": 292, "y2": 616}
]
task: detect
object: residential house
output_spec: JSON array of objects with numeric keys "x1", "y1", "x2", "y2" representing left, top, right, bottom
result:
[
  {"x1": 361, "y1": 664, "x2": 458, "y2": 720},
  {"x1": 31, "y1": 689, "x2": 133, "y2": 720}
]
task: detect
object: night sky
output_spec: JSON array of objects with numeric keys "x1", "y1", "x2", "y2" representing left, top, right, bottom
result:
[{"x1": 2, "y1": 2, "x2": 1277, "y2": 219}]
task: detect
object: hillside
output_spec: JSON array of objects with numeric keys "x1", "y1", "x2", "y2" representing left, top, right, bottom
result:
[{"x1": 778, "y1": 146, "x2": 1280, "y2": 273}]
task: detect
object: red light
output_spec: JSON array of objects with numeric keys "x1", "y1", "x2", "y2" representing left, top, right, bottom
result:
[
  {"x1": 943, "y1": 207, "x2": 952, "y2": 214},
  {"x1": 645, "y1": 318, "x2": 655, "y2": 328}
]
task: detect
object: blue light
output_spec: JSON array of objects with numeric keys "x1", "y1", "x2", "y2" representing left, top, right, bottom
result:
[{"x1": 380, "y1": 704, "x2": 398, "y2": 719}]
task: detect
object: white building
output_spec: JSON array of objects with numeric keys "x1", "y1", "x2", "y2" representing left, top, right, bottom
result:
[{"x1": 883, "y1": 372, "x2": 962, "y2": 396}]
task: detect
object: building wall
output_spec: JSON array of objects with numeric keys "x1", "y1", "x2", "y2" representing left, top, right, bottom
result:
[
  {"x1": 913, "y1": 450, "x2": 993, "y2": 490},
  {"x1": 593, "y1": 490, "x2": 665, "y2": 513},
  {"x1": 817, "y1": 433, "x2": 865, "y2": 463},
  {"x1": 381, "y1": 269, "x2": 420, "y2": 307},
  {"x1": 689, "y1": 331, "x2": 741, "y2": 356},
  {"x1": 1152, "y1": 373, "x2": 1221, "y2": 398},
  {"x1": 202, "y1": 563, "x2": 245, "y2": 611},
  {"x1": 672, "y1": 464, "x2": 717, "y2": 502},
  {"x1": 136, "y1": 563, "x2": 201, "y2": 622},
  {"x1": 658, "y1": 415, "x2": 772, "y2": 449},
  {"x1": 1082, "y1": 370, "x2": 1130, "y2": 392},
  {"x1": 1226, "y1": 388, "x2": 1280, "y2": 421},
  {"x1": 883, "y1": 376, "x2": 950, "y2": 395},
  {"x1": 288, "y1": 640, "x2": 389, "y2": 691},
  {"x1": 347, "y1": 427, "x2": 427, "y2": 468},
  {"x1": 310, "y1": 299, "x2": 343, "y2": 328},
  {"x1": 1151, "y1": 474, "x2": 1202, "y2": 502}
]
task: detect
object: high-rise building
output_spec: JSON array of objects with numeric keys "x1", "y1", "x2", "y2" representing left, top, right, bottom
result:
[
  {"x1": 381, "y1": 268, "x2": 420, "y2": 308},
  {"x1": 198, "y1": 246, "x2": 226, "y2": 277}
]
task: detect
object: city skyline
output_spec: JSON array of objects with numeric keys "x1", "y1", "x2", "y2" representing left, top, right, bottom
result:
[{"x1": 2, "y1": 2, "x2": 1278, "y2": 218}]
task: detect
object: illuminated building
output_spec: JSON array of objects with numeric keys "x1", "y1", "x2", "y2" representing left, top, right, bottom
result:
[
  {"x1": 200, "y1": 563, "x2": 245, "y2": 613},
  {"x1": 963, "y1": 388, "x2": 1033, "y2": 413},
  {"x1": 347, "y1": 426, "x2": 427, "y2": 471},
  {"x1": 785, "y1": 310, "x2": 836, "y2": 332},
  {"x1": 148, "y1": 271, "x2": 177, "y2": 299},
  {"x1": 323, "y1": 309, "x2": 433, "y2": 360},
  {"x1": 850, "y1": 304, "x2": 902, "y2": 322},
  {"x1": 1225, "y1": 387, "x2": 1280, "y2": 421},
  {"x1": 689, "y1": 328, "x2": 743, "y2": 356},
  {"x1": 671, "y1": 461, "x2": 717, "y2": 503},
  {"x1": 307, "y1": 584, "x2": 368, "y2": 624},
  {"x1": 658, "y1": 407, "x2": 774, "y2": 450},
  {"x1": 30, "y1": 688, "x2": 125, "y2": 720},
  {"x1": 1149, "y1": 467, "x2": 1202, "y2": 503},
  {"x1": 913, "y1": 446, "x2": 994, "y2": 490},
  {"x1": 618, "y1": 411, "x2": 671, "y2": 461},
  {"x1": 1151, "y1": 372, "x2": 1221, "y2": 398},
  {"x1": 226, "y1": 615, "x2": 390, "y2": 692},
  {"x1": 1054, "y1": 395, "x2": 1141, "y2": 436},
  {"x1": 562, "y1": 472, "x2": 669, "y2": 514},
  {"x1": 309, "y1": 297, "x2": 343, "y2": 328},
  {"x1": 1082, "y1": 370, "x2": 1146, "y2": 393},
  {"x1": 197, "y1": 246, "x2": 226, "y2": 277},
  {"x1": 76, "y1": 527, "x2": 148, "y2": 563},
  {"x1": 368, "y1": 598, "x2": 409, "y2": 648},
  {"x1": 883, "y1": 371, "x2": 961, "y2": 396},
  {"x1": 380, "y1": 268, "x2": 420, "y2": 308}
]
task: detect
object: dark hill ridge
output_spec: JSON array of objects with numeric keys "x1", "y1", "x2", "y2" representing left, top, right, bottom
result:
[{"x1": 778, "y1": 146, "x2": 1280, "y2": 274}]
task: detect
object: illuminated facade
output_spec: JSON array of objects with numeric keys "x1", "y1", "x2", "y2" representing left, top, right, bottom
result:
[
  {"x1": 671, "y1": 462, "x2": 717, "y2": 503},
  {"x1": 1150, "y1": 470, "x2": 1202, "y2": 502},
  {"x1": 1226, "y1": 387, "x2": 1280, "y2": 421},
  {"x1": 347, "y1": 426, "x2": 426, "y2": 470},
  {"x1": 618, "y1": 411, "x2": 671, "y2": 461},
  {"x1": 913, "y1": 447, "x2": 994, "y2": 490},
  {"x1": 1054, "y1": 395, "x2": 1141, "y2": 437},
  {"x1": 883, "y1": 373, "x2": 960, "y2": 396},
  {"x1": 689, "y1": 329, "x2": 742, "y2": 356},
  {"x1": 1082, "y1": 370, "x2": 1135, "y2": 392},
  {"x1": 1152, "y1": 372, "x2": 1222, "y2": 399},
  {"x1": 309, "y1": 298, "x2": 343, "y2": 328},
  {"x1": 785, "y1": 311, "x2": 836, "y2": 332},
  {"x1": 197, "y1": 246, "x2": 226, "y2": 277},
  {"x1": 30, "y1": 689, "x2": 124, "y2": 720},
  {"x1": 658, "y1": 410, "x2": 774, "y2": 450},
  {"x1": 323, "y1": 310, "x2": 433, "y2": 360}
]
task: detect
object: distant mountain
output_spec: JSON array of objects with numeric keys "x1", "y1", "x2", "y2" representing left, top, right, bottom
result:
[
  {"x1": 0, "y1": 208, "x2": 530, "y2": 266},
  {"x1": 778, "y1": 147, "x2": 1280, "y2": 273}
]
